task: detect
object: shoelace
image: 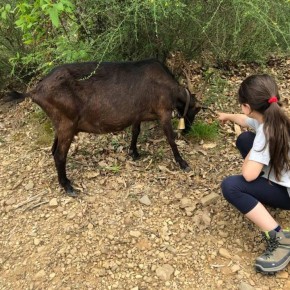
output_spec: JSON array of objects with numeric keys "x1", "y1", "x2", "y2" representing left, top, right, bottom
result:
[{"x1": 262, "y1": 236, "x2": 280, "y2": 257}]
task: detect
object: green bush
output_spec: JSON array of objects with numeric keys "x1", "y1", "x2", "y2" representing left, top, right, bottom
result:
[
  {"x1": 1, "y1": 0, "x2": 290, "y2": 85},
  {"x1": 0, "y1": 1, "x2": 27, "y2": 88}
]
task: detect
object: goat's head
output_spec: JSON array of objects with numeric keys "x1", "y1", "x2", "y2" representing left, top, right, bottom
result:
[
  {"x1": 179, "y1": 67, "x2": 213, "y2": 133},
  {"x1": 183, "y1": 89, "x2": 202, "y2": 133}
]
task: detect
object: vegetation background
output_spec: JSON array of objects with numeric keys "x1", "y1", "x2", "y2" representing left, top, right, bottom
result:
[{"x1": 0, "y1": 0, "x2": 290, "y2": 90}]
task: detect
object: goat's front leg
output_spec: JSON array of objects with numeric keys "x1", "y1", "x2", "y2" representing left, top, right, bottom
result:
[
  {"x1": 129, "y1": 122, "x2": 141, "y2": 160},
  {"x1": 160, "y1": 113, "x2": 191, "y2": 171}
]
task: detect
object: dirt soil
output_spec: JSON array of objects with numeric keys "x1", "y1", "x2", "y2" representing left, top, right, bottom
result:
[{"x1": 0, "y1": 59, "x2": 290, "y2": 290}]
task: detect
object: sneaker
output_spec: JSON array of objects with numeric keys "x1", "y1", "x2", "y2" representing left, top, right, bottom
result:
[{"x1": 255, "y1": 229, "x2": 290, "y2": 274}]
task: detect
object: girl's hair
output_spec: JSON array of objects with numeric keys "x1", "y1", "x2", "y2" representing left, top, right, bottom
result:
[{"x1": 238, "y1": 74, "x2": 290, "y2": 181}]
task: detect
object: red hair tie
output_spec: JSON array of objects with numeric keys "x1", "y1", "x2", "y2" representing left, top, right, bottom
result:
[{"x1": 268, "y1": 96, "x2": 278, "y2": 104}]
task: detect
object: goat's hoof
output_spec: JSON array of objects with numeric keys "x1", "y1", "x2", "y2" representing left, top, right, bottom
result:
[
  {"x1": 64, "y1": 185, "x2": 78, "y2": 197},
  {"x1": 183, "y1": 166, "x2": 191, "y2": 172},
  {"x1": 129, "y1": 150, "x2": 140, "y2": 160},
  {"x1": 66, "y1": 188, "x2": 78, "y2": 197}
]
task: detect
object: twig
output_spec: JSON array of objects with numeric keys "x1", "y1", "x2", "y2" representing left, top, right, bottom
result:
[
  {"x1": 145, "y1": 159, "x2": 153, "y2": 170},
  {"x1": 14, "y1": 192, "x2": 45, "y2": 210},
  {"x1": 25, "y1": 200, "x2": 49, "y2": 211},
  {"x1": 22, "y1": 197, "x2": 42, "y2": 211},
  {"x1": 211, "y1": 264, "x2": 225, "y2": 268}
]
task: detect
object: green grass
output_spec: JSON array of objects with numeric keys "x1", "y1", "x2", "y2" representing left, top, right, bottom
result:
[
  {"x1": 104, "y1": 164, "x2": 121, "y2": 174},
  {"x1": 187, "y1": 120, "x2": 219, "y2": 141},
  {"x1": 0, "y1": 136, "x2": 5, "y2": 145}
]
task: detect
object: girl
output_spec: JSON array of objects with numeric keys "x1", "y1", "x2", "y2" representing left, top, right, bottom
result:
[{"x1": 218, "y1": 74, "x2": 290, "y2": 274}]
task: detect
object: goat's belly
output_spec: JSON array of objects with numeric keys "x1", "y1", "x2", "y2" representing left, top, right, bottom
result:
[
  {"x1": 77, "y1": 109, "x2": 158, "y2": 134},
  {"x1": 78, "y1": 118, "x2": 133, "y2": 134}
]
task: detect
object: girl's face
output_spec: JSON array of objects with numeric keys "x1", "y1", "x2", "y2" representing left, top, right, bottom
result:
[{"x1": 241, "y1": 103, "x2": 252, "y2": 116}]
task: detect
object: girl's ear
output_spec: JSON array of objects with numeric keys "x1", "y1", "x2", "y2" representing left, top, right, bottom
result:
[{"x1": 242, "y1": 103, "x2": 252, "y2": 115}]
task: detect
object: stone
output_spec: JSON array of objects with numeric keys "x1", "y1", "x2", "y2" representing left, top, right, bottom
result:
[
  {"x1": 25, "y1": 180, "x2": 34, "y2": 190},
  {"x1": 135, "y1": 238, "x2": 151, "y2": 250},
  {"x1": 239, "y1": 282, "x2": 255, "y2": 290},
  {"x1": 139, "y1": 195, "x2": 151, "y2": 206},
  {"x1": 130, "y1": 231, "x2": 141, "y2": 238},
  {"x1": 201, "y1": 212, "x2": 211, "y2": 225},
  {"x1": 49, "y1": 198, "x2": 58, "y2": 207},
  {"x1": 88, "y1": 223, "x2": 94, "y2": 230},
  {"x1": 5, "y1": 197, "x2": 16, "y2": 206},
  {"x1": 218, "y1": 248, "x2": 231, "y2": 259},
  {"x1": 156, "y1": 264, "x2": 174, "y2": 281},
  {"x1": 92, "y1": 268, "x2": 106, "y2": 277},
  {"x1": 200, "y1": 192, "x2": 219, "y2": 206},
  {"x1": 67, "y1": 212, "x2": 76, "y2": 220},
  {"x1": 34, "y1": 238, "x2": 41, "y2": 246},
  {"x1": 85, "y1": 196, "x2": 97, "y2": 203},
  {"x1": 230, "y1": 264, "x2": 240, "y2": 273},
  {"x1": 283, "y1": 280, "x2": 290, "y2": 290},
  {"x1": 180, "y1": 198, "x2": 192, "y2": 209},
  {"x1": 33, "y1": 270, "x2": 46, "y2": 281},
  {"x1": 276, "y1": 271, "x2": 288, "y2": 279}
]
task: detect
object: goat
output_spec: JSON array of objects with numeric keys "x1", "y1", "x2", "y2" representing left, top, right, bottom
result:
[{"x1": 10, "y1": 59, "x2": 202, "y2": 196}]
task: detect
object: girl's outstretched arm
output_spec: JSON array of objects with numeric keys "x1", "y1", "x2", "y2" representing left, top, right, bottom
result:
[{"x1": 217, "y1": 113, "x2": 249, "y2": 127}]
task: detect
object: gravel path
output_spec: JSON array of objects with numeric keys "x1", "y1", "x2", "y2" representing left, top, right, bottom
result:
[{"x1": 1, "y1": 62, "x2": 290, "y2": 290}]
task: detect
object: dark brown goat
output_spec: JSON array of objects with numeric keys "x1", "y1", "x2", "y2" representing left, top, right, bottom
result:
[{"x1": 11, "y1": 59, "x2": 201, "y2": 196}]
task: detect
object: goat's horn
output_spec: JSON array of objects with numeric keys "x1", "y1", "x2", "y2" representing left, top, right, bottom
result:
[{"x1": 182, "y1": 67, "x2": 193, "y2": 93}]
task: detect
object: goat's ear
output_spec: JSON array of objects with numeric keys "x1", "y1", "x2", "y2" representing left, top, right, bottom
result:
[{"x1": 194, "y1": 100, "x2": 202, "y2": 110}]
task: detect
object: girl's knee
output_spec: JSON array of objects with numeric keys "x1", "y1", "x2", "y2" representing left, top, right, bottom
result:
[
  {"x1": 221, "y1": 176, "x2": 240, "y2": 202},
  {"x1": 236, "y1": 131, "x2": 255, "y2": 159},
  {"x1": 236, "y1": 131, "x2": 255, "y2": 148}
]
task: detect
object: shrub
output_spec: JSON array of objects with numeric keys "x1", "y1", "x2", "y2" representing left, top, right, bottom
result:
[{"x1": 1, "y1": 0, "x2": 290, "y2": 85}]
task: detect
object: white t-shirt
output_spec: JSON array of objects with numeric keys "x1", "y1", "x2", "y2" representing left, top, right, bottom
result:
[{"x1": 246, "y1": 117, "x2": 290, "y2": 196}]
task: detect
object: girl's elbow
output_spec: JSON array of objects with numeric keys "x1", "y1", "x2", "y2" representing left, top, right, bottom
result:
[{"x1": 242, "y1": 172, "x2": 258, "y2": 182}]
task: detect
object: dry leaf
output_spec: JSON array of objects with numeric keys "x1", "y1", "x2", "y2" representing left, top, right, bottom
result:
[
  {"x1": 202, "y1": 143, "x2": 217, "y2": 149},
  {"x1": 234, "y1": 124, "x2": 241, "y2": 136},
  {"x1": 158, "y1": 165, "x2": 177, "y2": 174},
  {"x1": 197, "y1": 149, "x2": 207, "y2": 156}
]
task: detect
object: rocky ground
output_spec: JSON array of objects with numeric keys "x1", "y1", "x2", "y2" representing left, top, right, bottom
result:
[{"x1": 0, "y1": 59, "x2": 290, "y2": 290}]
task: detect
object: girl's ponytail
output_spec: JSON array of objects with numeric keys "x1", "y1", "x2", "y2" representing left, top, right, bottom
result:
[{"x1": 264, "y1": 99, "x2": 290, "y2": 180}]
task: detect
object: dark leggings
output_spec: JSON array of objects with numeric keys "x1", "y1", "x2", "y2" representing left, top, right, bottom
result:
[{"x1": 221, "y1": 131, "x2": 290, "y2": 214}]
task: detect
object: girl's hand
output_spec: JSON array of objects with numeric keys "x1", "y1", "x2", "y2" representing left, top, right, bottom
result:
[{"x1": 217, "y1": 112, "x2": 230, "y2": 123}]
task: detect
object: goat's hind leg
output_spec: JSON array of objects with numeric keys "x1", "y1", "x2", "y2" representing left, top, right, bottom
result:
[
  {"x1": 129, "y1": 122, "x2": 141, "y2": 160},
  {"x1": 53, "y1": 128, "x2": 76, "y2": 197},
  {"x1": 51, "y1": 136, "x2": 58, "y2": 155}
]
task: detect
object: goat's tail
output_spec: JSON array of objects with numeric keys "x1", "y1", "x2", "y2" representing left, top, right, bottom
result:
[{"x1": 5, "y1": 90, "x2": 27, "y2": 103}]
